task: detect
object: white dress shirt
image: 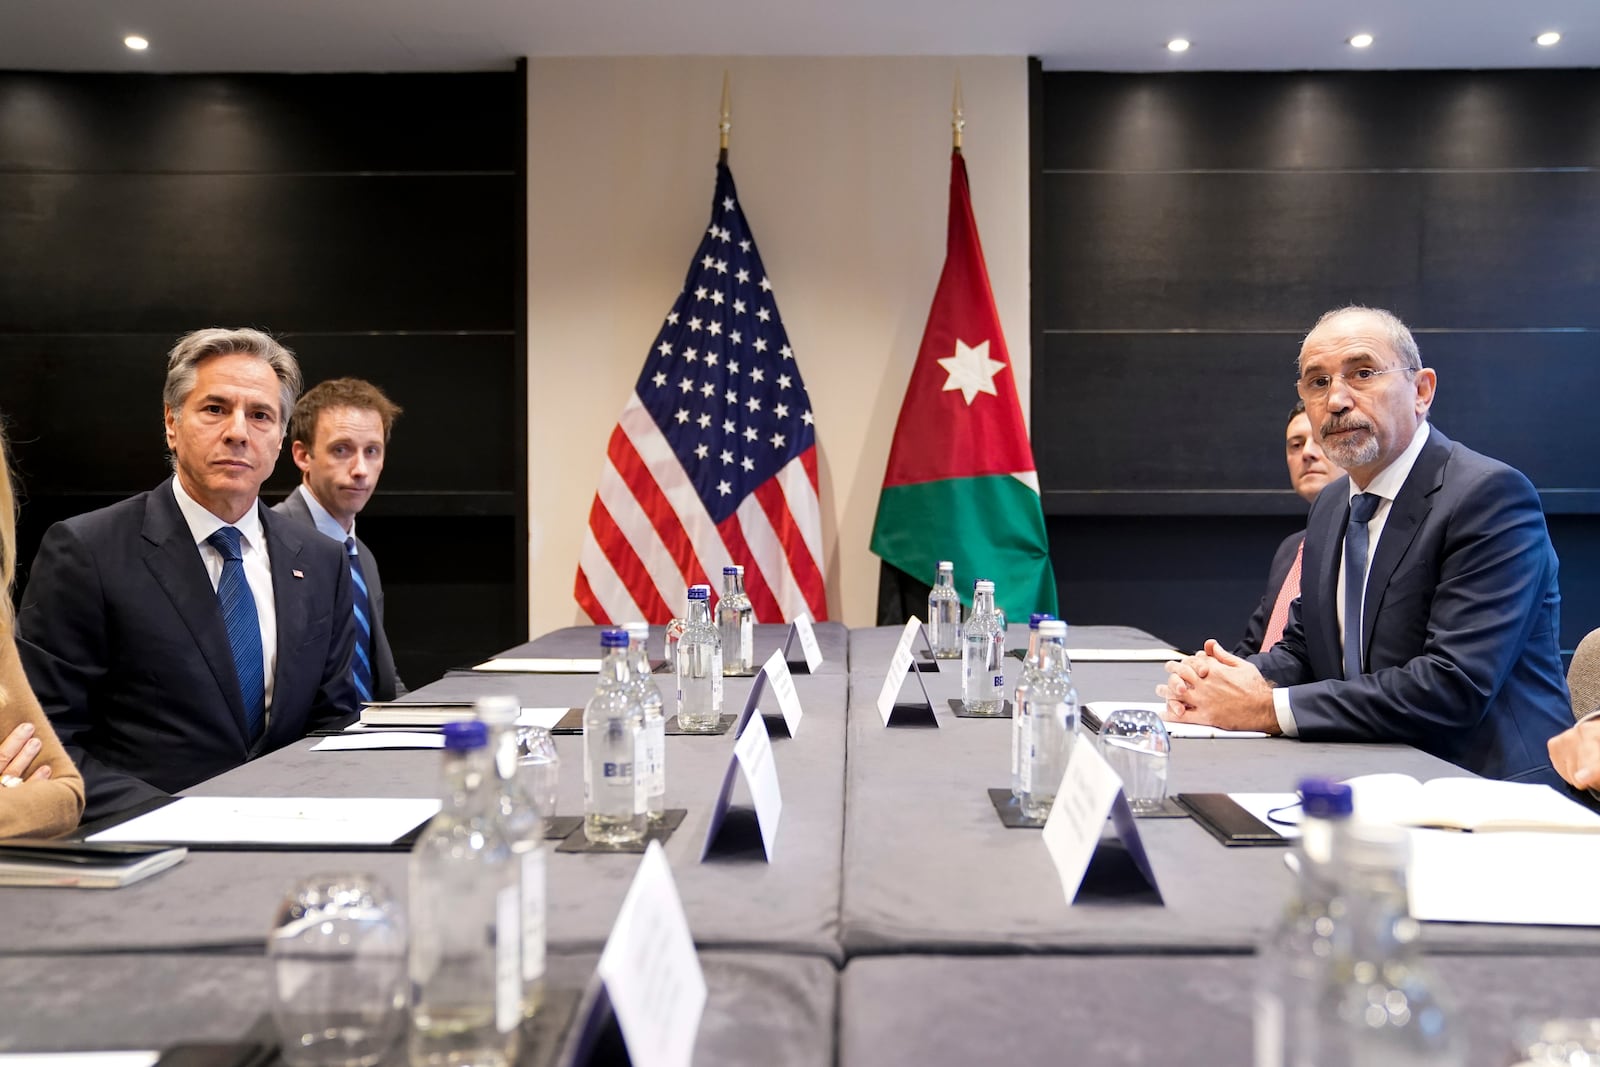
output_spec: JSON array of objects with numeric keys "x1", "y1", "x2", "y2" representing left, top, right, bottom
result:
[
  {"x1": 171, "y1": 478, "x2": 278, "y2": 715},
  {"x1": 1273, "y1": 420, "x2": 1432, "y2": 737},
  {"x1": 296, "y1": 483, "x2": 358, "y2": 552}
]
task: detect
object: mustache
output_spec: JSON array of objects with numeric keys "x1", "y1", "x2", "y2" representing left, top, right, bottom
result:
[{"x1": 1321, "y1": 416, "x2": 1373, "y2": 438}]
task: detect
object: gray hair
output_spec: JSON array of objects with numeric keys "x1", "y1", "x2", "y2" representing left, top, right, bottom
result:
[
  {"x1": 163, "y1": 327, "x2": 302, "y2": 429},
  {"x1": 1302, "y1": 306, "x2": 1423, "y2": 372}
]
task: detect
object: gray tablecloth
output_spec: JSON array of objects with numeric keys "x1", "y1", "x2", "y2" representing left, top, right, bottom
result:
[
  {"x1": 0, "y1": 950, "x2": 837, "y2": 1067},
  {"x1": 0, "y1": 638, "x2": 847, "y2": 959},
  {"x1": 842, "y1": 623, "x2": 1600, "y2": 956},
  {"x1": 838, "y1": 953, "x2": 1595, "y2": 1067}
]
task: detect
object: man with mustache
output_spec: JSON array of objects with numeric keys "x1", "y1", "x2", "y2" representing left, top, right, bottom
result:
[
  {"x1": 1234, "y1": 400, "x2": 1338, "y2": 656},
  {"x1": 1161, "y1": 306, "x2": 1570, "y2": 786}
]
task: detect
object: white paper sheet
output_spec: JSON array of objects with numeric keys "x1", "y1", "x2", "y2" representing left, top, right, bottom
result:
[
  {"x1": 1229, "y1": 792, "x2": 1301, "y2": 839},
  {"x1": 471, "y1": 657, "x2": 601, "y2": 673},
  {"x1": 312, "y1": 732, "x2": 447, "y2": 751},
  {"x1": 1085, "y1": 701, "x2": 1269, "y2": 739},
  {"x1": 87, "y1": 796, "x2": 441, "y2": 846},
  {"x1": 0, "y1": 1056, "x2": 159, "y2": 1067},
  {"x1": 1408, "y1": 829, "x2": 1600, "y2": 926},
  {"x1": 1068, "y1": 648, "x2": 1184, "y2": 662}
]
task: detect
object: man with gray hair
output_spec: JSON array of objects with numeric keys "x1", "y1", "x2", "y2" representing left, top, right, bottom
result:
[
  {"x1": 1159, "y1": 306, "x2": 1571, "y2": 787},
  {"x1": 18, "y1": 328, "x2": 358, "y2": 822}
]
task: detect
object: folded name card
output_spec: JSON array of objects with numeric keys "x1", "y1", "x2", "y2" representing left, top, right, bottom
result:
[
  {"x1": 702, "y1": 712, "x2": 783, "y2": 861},
  {"x1": 874, "y1": 617, "x2": 939, "y2": 727},
  {"x1": 1042, "y1": 742, "x2": 1163, "y2": 904},
  {"x1": 784, "y1": 612, "x2": 824, "y2": 673}
]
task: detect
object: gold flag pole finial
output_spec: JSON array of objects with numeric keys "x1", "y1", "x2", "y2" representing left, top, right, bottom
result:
[
  {"x1": 719, "y1": 70, "x2": 732, "y2": 162},
  {"x1": 952, "y1": 73, "x2": 965, "y2": 152}
]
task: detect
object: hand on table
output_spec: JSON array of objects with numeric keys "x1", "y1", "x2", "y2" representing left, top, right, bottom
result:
[
  {"x1": 1156, "y1": 639, "x2": 1280, "y2": 735},
  {"x1": 0, "y1": 721, "x2": 52, "y2": 787},
  {"x1": 1549, "y1": 715, "x2": 1600, "y2": 791}
]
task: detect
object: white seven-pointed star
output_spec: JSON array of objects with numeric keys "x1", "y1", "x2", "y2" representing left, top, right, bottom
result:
[
  {"x1": 937, "y1": 338, "x2": 1006, "y2": 405},
  {"x1": 717, "y1": 480, "x2": 732, "y2": 497}
]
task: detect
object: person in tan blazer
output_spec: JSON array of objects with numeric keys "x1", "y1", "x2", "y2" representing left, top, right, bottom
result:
[{"x1": 0, "y1": 428, "x2": 84, "y2": 837}]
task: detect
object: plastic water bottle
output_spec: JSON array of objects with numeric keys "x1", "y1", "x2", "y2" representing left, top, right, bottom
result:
[
  {"x1": 1254, "y1": 778, "x2": 1354, "y2": 1067},
  {"x1": 409, "y1": 720, "x2": 521, "y2": 1067},
  {"x1": 961, "y1": 579, "x2": 1006, "y2": 715},
  {"x1": 1017, "y1": 620, "x2": 1078, "y2": 819},
  {"x1": 474, "y1": 696, "x2": 546, "y2": 1021},
  {"x1": 1011, "y1": 613, "x2": 1055, "y2": 797},
  {"x1": 675, "y1": 584, "x2": 723, "y2": 732},
  {"x1": 582, "y1": 629, "x2": 646, "y2": 845},
  {"x1": 623, "y1": 621, "x2": 667, "y2": 823},
  {"x1": 927, "y1": 561, "x2": 963, "y2": 659},
  {"x1": 716, "y1": 565, "x2": 755, "y2": 675},
  {"x1": 1324, "y1": 823, "x2": 1463, "y2": 1066}
]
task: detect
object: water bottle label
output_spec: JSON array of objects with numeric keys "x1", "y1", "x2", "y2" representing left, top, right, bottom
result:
[
  {"x1": 712, "y1": 650, "x2": 724, "y2": 711},
  {"x1": 495, "y1": 885, "x2": 521, "y2": 1033},
  {"x1": 1019, "y1": 749, "x2": 1032, "y2": 793},
  {"x1": 992, "y1": 673, "x2": 1004, "y2": 690},
  {"x1": 740, "y1": 618, "x2": 753, "y2": 668},
  {"x1": 603, "y1": 760, "x2": 634, "y2": 781},
  {"x1": 1010, "y1": 714, "x2": 1022, "y2": 775},
  {"x1": 520, "y1": 849, "x2": 546, "y2": 983},
  {"x1": 634, "y1": 755, "x2": 648, "y2": 814}
]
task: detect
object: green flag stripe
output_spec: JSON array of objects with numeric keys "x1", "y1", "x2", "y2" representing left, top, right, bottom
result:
[{"x1": 871, "y1": 475, "x2": 1058, "y2": 620}]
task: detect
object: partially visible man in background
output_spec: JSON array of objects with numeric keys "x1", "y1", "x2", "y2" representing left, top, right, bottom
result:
[
  {"x1": 19, "y1": 329, "x2": 356, "y2": 821},
  {"x1": 1235, "y1": 399, "x2": 1338, "y2": 655},
  {"x1": 275, "y1": 378, "x2": 406, "y2": 702}
]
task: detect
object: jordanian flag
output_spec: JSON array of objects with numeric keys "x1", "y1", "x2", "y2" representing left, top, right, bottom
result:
[{"x1": 869, "y1": 150, "x2": 1057, "y2": 621}]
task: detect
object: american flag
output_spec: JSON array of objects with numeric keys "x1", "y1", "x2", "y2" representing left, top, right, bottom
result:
[{"x1": 576, "y1": 161, "x2": 828, "y2": 624}]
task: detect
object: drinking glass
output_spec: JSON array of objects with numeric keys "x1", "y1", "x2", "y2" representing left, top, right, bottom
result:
[
  {"x1": 516, "y1": 724, "x2": 561, "y2": 818},
  {"x1": 268, "y1": 873, "x2": 406, "y2": 1067},
  {"x1": 1097, "y1": 707, "x2": 1172, "y2": 814}
]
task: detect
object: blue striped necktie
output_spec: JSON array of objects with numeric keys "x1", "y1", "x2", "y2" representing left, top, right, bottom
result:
[
  {"x1": 346, "y1": 536, "x2": 374, "y2": 703},
  {"x1": 1343, "y1": 493, "x2": 1383, "y2": 679},
  {"x1": 206, "y1": 527, "x2": 265, "y2": 742}
]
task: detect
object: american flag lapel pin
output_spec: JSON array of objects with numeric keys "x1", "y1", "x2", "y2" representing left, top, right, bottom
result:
[{"x1": 292, "y1": 569, "x2": 305, "y2": 579}]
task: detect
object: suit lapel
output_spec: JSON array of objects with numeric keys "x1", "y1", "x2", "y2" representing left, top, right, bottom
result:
[
  {"x1": 1362, "y1": 427, "x2": 1449, "y2": 664},
  {"x1": 263, "y1": 505, "x2": 309, "y2": 748},
  {"x1": 140, "y1": 479, "x2": 253, "y2": 746}
]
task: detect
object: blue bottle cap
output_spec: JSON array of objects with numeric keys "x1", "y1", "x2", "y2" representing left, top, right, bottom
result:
[
  {"x1": 443, "y1": 720, "x2": 488, "y2": 750},
  {"x1": 723, "y1": 565, "x2": 740, "y2": 575},
  {"x1": 600, "y1": 628, "x2": 630, "y2": 649},
  {"x1": 1298, "y1": 778, "x2": 1354, "y2": 818},
  {"x1": 688, "y1": 585, "x2": 710, "y2": 600},
  {"x1": 1029, "y1": 613, "x2": 1055, "y2": 628}
]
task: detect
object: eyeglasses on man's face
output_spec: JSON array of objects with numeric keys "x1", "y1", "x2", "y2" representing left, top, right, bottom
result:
[{"x1": 1295, "y1": 365, "x2": 1414, "y2": 401}]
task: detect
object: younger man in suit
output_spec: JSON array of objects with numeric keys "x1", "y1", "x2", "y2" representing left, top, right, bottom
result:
[
  {"x1": 1160, "y1": 306, "x2": 1570, "y2": 786},
  {"x1": 18, "y1": 329, "x2": 357, "y2": 821},
  {"x1": 1235, "y1": 400, "x2": 1336, "y2": 655},
  {"x1": 274, "y1": 378, "x2": 406, "y2": 702}
]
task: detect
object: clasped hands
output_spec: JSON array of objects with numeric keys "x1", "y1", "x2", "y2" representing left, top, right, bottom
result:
[{"x1": 1157, "y1": 639, "x2": 1281, "y2": 735}]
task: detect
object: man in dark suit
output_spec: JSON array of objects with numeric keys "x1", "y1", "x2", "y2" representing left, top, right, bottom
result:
[
  {"x1": 1161, "y1": 306, "x2": 1570, "y2": 786},
  {"x1": 18, "y1": 328, "x2": 357, "y2": 822},
  {"x1": 1235, "y1": 399, "x2": 1337, "y2": 656},
  {"x1": 274, "y1": 378, "x2": 406, "y2": 702}
]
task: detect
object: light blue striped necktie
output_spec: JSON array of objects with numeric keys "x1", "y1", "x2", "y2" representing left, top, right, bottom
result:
[
  {"x1": 206, "y1": 527, "x2": 265, "y2": 742},
  {"x1": 346, "y1": 536, "x2": 374, "y2": 702}
]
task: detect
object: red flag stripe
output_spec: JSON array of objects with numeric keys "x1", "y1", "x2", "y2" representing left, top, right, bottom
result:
[
  {"x1": 574, "y1": 568, "x2": 607, "y2": 625},
  {"x1": 606, "y1": 425, "x2": 707, "y2": 590},
  {"x1": 715, "y1": 513, "x2": 783, "y2": 621},
  {"x1": 751, "y1": 476, "x2": 828, "y2": 620},
  {"x1": 586, "y1": 496, "x2": 673, "y2": 623}
]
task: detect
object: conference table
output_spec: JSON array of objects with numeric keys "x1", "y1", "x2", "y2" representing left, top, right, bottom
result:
[{"x1": 0, "y1": 620, "x2": 1591, "y2": 1066}]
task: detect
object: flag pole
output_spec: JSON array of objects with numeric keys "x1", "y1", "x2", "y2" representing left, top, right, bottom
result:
[
  {"x1": 719, "y1": 70, "x2": 732, "y2": 164},
  {"x1": 952, "y1": 73, "x2": 964, "y2": 153}
]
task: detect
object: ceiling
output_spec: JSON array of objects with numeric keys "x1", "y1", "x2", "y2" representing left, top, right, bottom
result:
[{"x1": 1, "y1": 0, "x2": 1595, "y2": 73}]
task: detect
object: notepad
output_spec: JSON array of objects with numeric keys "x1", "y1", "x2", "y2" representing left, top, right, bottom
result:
[
  {"x1": 1408, "y1": 829, "x2": 1600, "y2": 925},
  {"x1": 0, "y1": 840, "x2": 187, "y2": 888},
  {"x1": 360, "y1": 703, "x2": 571, "y2": 729},
  {"x1": 471, "y1": 657, "x2": 600, "y2": 673},
  {"x1": 86, "y1": 797, "x2": 440, "y2": 847},
  {"x1": 1343, "y1": 774, "x2": 1600, "y2": 833},
  {"x1": 312, "y1": 732, "x2": 447, "y2": 751}
]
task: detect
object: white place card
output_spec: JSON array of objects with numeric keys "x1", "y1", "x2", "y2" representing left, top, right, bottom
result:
[
  {"x1": 1041, "y1": 742, "x2": 1162, "y2": 904},
  {"x1": 874, "y1": 617, "x2": 939, "y2": 727},
  {"x1": 471, "y1": 657, "x2": 601, "y2": 673},
  {"x1": 701, "y1": 713, "x2": 783, "y2": 861},
  {"x1": 87, "y1": 796, "x2": 441, "y2": 847},
  {"x1": 758, "y1": 649, "x2": 803, "y2": 738},
  {"x1": 311, "y1": 732, "x2": 446, "y2": 751},
  {"x1": 787, "y1": 612, "x2": 824, "y2": 672},
  {"x1": 589, "y1": 841, "x2": 707, "y2": 1067}
]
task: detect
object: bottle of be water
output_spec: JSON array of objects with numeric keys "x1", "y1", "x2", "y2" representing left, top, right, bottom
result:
[
  {"x1": 927, "y1": 561, "x2": 963, "y2": 659},
  {"x1": 1017, "y1": 620, "x2": 1078, "y2": 818},
  {"x1": 409, "y1": 720, "x2": 521, "y2": 1067},
  {"x1": 961, "y1": 579, "x2": 1006, "y2": 716},
  {"x1": 582, "y1": 629, "x2": 646, "y2": 846},
  {"x1": 716, "y1": 565, "x2": 755, "y2": 675},
  {"x1": 675, "y1": 584, "x2": 724, "y2": 732},
  {"x1": 1012, "y1": 613, "x2": 1055, "y2": 797},
  {"x1": 474, "y1": 696, "x2": 546, "y2": 1021},
  {"x1": 622, "y1": 621, "x2": 667, "y2": 823}
]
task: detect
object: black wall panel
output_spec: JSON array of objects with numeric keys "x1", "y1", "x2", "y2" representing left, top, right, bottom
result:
[
  {"x1": 1034, "y1": 68, "x2": 1600, "y2": 653},
  {"x1": 0, "y1": 69, "x2": 527, "y2": 685}
]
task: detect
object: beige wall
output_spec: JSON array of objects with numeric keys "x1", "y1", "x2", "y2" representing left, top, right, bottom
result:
[{"x1": 527, "y1": 56, "x2": 1031, "y2": 636}]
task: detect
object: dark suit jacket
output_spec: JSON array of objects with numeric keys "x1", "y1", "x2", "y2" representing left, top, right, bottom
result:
[
  {"x1": 272, "y1": 488, "x2": 405, "y2": 701},
  {"x1": 1235, "y1": 530, "x2": 1307, "y2": 657},
  {"x1": 1251, "y1": 426, "x2": 1571, "y2": 786},
  {"x1": 17, "y1": 479, "x2": 358, "y2": 822}
]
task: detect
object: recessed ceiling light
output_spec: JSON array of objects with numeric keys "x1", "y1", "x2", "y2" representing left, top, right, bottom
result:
[
  {"x1": 1348, "y1": 33, "x2": 1374, "y2": 49},
  {"x1": 124, "y1": 35, "x2": 149, "y2": 51},
  {"x1": 1535, "y1": 31, "x2": 1562, "y2": 47},
  {"x1": 1166, "y1": 38, "x2": 1191, "y2": 53}
]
